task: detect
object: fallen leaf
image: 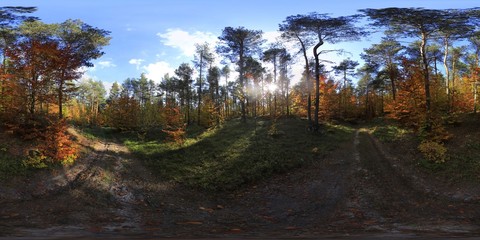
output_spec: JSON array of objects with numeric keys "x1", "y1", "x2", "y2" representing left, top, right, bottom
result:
[
  {"x1": 285, "y1": 226, "x2": 299, "y2": 230},
  {"x1": 176, "y1": 221, "x2": 203, "y2": 225}
]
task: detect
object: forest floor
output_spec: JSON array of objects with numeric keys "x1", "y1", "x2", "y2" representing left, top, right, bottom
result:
[{"x1": 1, "y1": 119, "x2": 480, "y2": 239}]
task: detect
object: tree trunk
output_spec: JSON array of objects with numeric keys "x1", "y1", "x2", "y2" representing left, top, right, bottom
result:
[
  {"x1": 239, "y1": 47, "x2": 246, "y2": 122},
  {"x1": 443, "y1": 38, "x2": 450, "y2": 109},
  {"x1": 343, "y1": 69, "x2": 347, "y2": 117},
  {"x1": 297, "y1": 34, "x2": 312, "y2": 125},
  {"x1": 313, "y1": 40, "x2": 323, "y2": 130},
  {"x1": 420, "y1": 32, "x2": 431, "y2": 127},
  {"x1": 197, "y1": 51, "x2": 203, "y2": 125},
  {"x1": 451, "y1": 52, "x2": 457, "y2": 111},
  {"x1": 273, "y1": 55, "x2": 277, "y2": 118},
  {"x1": 387, "y1": 62, "x2": 397, "y2": 101}
]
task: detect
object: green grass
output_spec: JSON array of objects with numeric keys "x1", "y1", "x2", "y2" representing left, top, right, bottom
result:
[
  {"x1": 0, "y1": 153, "x2": 27, "y2": 180},
  {"x1": 125, "y1": 118, "x2": 354, "y2": 191},
  {"x1": 421, "y1": 138, "x2": 480, "y2": 183},
  {"x1": 369, "y1": 125, "x2": 411, "y2": 142}
]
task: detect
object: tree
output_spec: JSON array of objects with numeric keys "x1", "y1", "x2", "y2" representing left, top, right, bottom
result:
[
  {"x1": 193, "y1": 42, "x2": 214, "y2": 125},
  {"x1": 361, "y1": 37, "x2": 403, "y2": 101},
  {"x1": 55, "y1": 19, "x2": 110, "y2": 118},
  {"x1": 76, "y1": 78, "x2": 106, "y2": 125},
  {"x1": 107, "y1": 81, "x2": 121, "y2": 103},
  {"x1": 263, "y1": 45, "x2": 284, "y2": 116},
  {"x1": 278, "y1": 49, "x2": 292, "y2": 116},
  {"x1": 174, "y1": 63, "x2": 194, "y2": 125},
  {"x1": 469, "y1": 32, "x2": 480, "y2": 113},
  {"x1": 280, "y1": 15, "x2": 315, "y2": 124},
  {"x1": 9, "y1": 20, "x2": 58, "y2": 115},
  {"x1": 244, "y1": 56, "x2": 264, "y2": 117},
  {"x1": 434, "y1": 9, "x2": 477, "y2": 111},
  {"x1": 206, "y1": 66, "x2": 221, "y2": 125},
  {"x1": 333, "y1": 58, "x2": 359, "y2": 117},
  {"x1": 0, "y1": 7, "x2": 37, "y2": 114},
  {"x1": 217, "y1": 26, "x2": 264, "y2": 122},
  {"x1": 220, "y1": 65, "x2": 230, "y2": 118},
  {"x1": 295, "y1": 13, "x2": 365, "y2": 130},
  {"x1": 361, "y1": 7, "x2": 445, "y2": 126}
]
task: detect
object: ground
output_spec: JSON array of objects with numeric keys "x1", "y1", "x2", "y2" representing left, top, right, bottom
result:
[{"x1": 0, "y1": 121, "x2": 480, "y2": 239}]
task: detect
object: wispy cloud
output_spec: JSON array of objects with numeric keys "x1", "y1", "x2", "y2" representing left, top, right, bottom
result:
[
  {"x1": 129, "y1": 58, "x2": 145, "y2": 70},
  {"x1": 157, "y1": 28, "x2": 217, "y2": 57},
  {"x1": 97, "y1": 60, "x2": 117, "y2": 69}
]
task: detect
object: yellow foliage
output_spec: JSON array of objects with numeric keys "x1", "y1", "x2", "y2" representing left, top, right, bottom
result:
[{"x1": 418, "y1": 140, "x2": 447, "y2": 163}]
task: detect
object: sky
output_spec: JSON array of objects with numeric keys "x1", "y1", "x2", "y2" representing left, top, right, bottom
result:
[{"x1": 2, "y1": 0, "x2": 479, "y2": 91}]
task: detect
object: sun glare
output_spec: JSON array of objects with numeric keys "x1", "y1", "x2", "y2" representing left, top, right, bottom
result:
[{"x1": 266, "y1": 83, "x2": 277, "y2": 93}]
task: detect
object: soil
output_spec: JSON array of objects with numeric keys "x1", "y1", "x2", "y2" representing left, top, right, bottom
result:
[{"x1": 1, "y1": 126, "x2": 480, "y2": 239}]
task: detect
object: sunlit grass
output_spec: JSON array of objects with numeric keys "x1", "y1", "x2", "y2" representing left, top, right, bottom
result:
[
  {"x1": 125, "y1": 118, "x2": 355, "y2": 191},
  {"x1": 369, "y1": 125, "x2": 411, "y2": 142}
]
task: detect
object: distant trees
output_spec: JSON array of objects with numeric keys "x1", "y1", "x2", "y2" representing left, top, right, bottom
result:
[
  {"x1": 361, "y1": 7, "x2": 480, "y2": 130},
  {"x1": 6, "y1": 5, "x2": 480, "y2": 168},
  {"x1": 361, "y1": 38, "x2": 403, "y2": 101},
  {"x1": 280, "y1": 13, "x2": 365, "y2": 130},
  {"x1": 217, "y1": 26, "x2": 265, "y2": 122},
  {"x1": 333, "y1": 58, "x2": 359, "y2": 116},
  {"x1": 0, "y1": 8, "x2": 110, "y2": 165},
  {"x1": 193, "y1": 42, "x2": 214, "y2": 125}
]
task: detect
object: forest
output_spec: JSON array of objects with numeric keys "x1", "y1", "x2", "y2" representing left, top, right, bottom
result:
[{"x1": 2, "y1": 4, "x2": 480, "y2": 237}]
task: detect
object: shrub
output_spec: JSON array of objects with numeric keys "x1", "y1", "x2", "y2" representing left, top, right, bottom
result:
[
  {"x1": 38, "y1": 118, "x2": 78, "y2": 164},
  {"x1": 418, "y1": 140, "x2": 447, "y2": 163}
]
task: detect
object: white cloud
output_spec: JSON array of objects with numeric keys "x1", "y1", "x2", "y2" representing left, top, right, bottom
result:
[
  {"x1": 143, "y1": 61, "x2": 175, "y2": 83},
  {"x1": 157, "y1": 28, "x2": 217, "y2": 57},
  {"x1": 98, "y1": 61, "x2": 116, "y2": 69},
  {"x1": 129, "y1": 58, "x2": 145, "y2": 70},
  {"x1": 263, "y1": 31, "x2": 281, "y2": 45}
]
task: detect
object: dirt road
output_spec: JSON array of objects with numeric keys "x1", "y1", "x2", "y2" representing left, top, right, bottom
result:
[{"x1": 0, "y1": 128, "x2": 479, "y2": 238}]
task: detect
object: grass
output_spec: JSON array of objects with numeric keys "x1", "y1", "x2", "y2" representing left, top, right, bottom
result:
[
  {"x1": 0, "y1": 153, "x2": 27, "y2": 180},
  {"x1": 368, "y1": 114, "x2": 480, "y2": 184},
  {"x1": 420, "y1": 138, "x2": 480, "y2": 183},
  {"x1": 125, "y1": 118, "x2": 354, "y2": 191},
  {"x1": 369, "y1": 124, "x2": 411, "y2": 142}
]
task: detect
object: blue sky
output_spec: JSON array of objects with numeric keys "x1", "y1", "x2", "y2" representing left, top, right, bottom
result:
[{"x1": 2, "y1": 0, "x2": 479, "y2": 91}]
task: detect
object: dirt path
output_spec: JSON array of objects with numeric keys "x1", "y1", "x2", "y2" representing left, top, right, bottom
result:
[{"x1": 1, "y1": 128, "x2": 480, "y2": 238}]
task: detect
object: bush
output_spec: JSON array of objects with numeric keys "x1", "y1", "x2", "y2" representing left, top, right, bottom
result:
[
  {"x1": 418, "y1": 140, "x2": 447, "y2": 163},
  {"x1": 39, "y1": 118, "x2": 77, "y2": 164}
]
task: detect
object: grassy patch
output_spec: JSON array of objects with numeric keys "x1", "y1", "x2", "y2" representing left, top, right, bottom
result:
[
  {"x1": 125, "y1": 118, "x2": 354, "y2": 191},
  {"x1": 424, "y1": 138, "x2": 480, "y2": 183},
  {"x1": 0, "y1": 153, "x2": 27, "y2": 180},
  {"x1": 369, "y1": 125, "x2": 411, "y2": 142}
]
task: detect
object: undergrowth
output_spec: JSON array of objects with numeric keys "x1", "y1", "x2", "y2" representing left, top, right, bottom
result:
[{"x1": 125, "y1": 118, "x2": 354, "y2": 191}]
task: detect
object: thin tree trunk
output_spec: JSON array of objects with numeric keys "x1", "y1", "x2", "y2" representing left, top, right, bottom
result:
[
  {"x1": 313, "y1": 40, "x2": 323, "y2": 130},
  {"x1": 197, "y1": 51, "x2": 203, "y2": 125},
  {"x1": 239, "y1": 47, "x2": 246, "y2": 122},
  {"x1": 443, "y1": 38, "x2": 450, "y2": 109},
  {"x1": 420, "y1": 32, "x2": 431, "y2": 126}
]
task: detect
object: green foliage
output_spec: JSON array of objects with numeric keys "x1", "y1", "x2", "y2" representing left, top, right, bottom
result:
[
  {"x1": 418, "y1": 140, "x2": 448, "y2": 164},
  {"x1": 0, "y1": 148, "x2": 27, "y2": 179},
  {"x1": 23, "y1": 153, "x2": 48, "y2": 169},
  {"x1": 126, "y1": 118, "x2": 354, "y2": 191}
]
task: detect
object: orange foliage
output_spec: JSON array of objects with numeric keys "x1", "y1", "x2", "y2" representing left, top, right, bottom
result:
[
  {"x1": 105, "y1": 96, "x2": 140, "y2": 130},
  {"x1": 319, "y1": 77, "x2": 340, "y2": 121},
  {"x1": 162, "y1": 105, "x2": 186, "y2": 145},
  {"x1": 385, "y1": 59, "x2": 426, "y2": 129},
  {"x1": 38, "y1": 117, "x2": 77, "y2": 164}
]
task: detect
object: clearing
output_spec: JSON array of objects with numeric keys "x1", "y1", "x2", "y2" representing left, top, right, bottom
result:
[{"x1": 0, "y1": 118, "x2": 479, "y2": 239}]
